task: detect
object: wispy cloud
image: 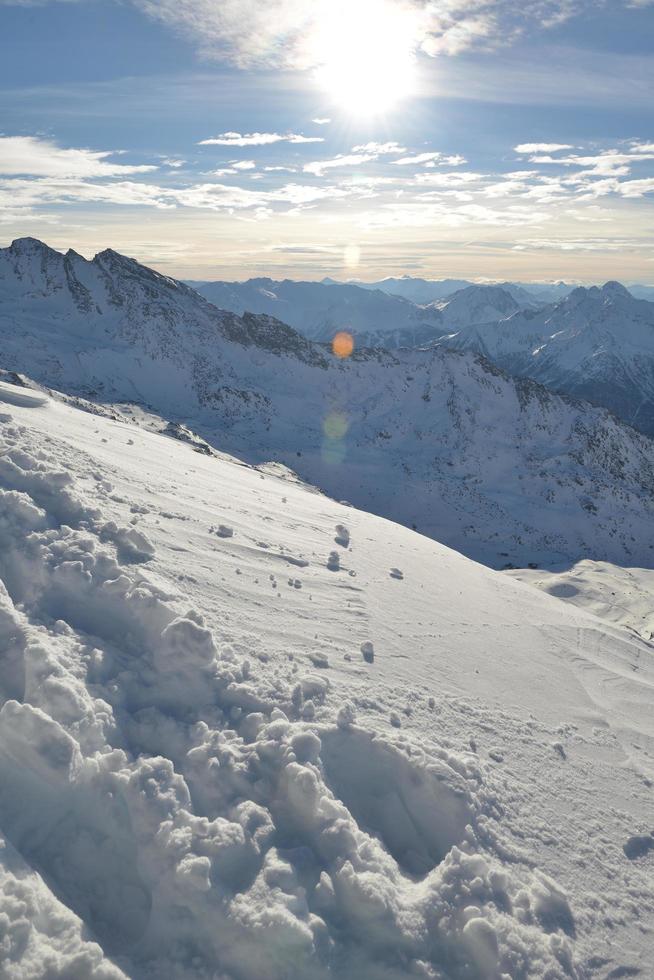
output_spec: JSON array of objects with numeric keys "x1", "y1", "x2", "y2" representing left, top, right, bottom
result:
[
  {"x1": 352, "y1": 142, "x2": 406, "y2": 155},
  {"x1": 303, "y1": 153, "x2": 380, "y2": 176},
  {"x1": 514, "y1": 143, "x2": 574, "y2": 154},
  {"x1": 0, "y1": 136, "x2": 157, "y2": 178},
  {"x1": 199, "y1": 132, "x2": 324, "y2": 147},
  {"x1": 131, "y1": 0, "x2": 650, "y2": 68},
  {"x1": 393, "y1": 151, "x2": 467, "y2": 166}
]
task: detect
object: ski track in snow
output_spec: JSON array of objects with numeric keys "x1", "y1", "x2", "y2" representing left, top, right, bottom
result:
[{"x1": 0, "y1": 391, "x2": 652, "y2": 979}]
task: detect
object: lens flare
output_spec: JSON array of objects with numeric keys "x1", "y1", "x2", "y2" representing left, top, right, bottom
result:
[
  {"x1": 323, "y1": 412, "x2": 349, "y2": 440},
  {"x1": 322, "y1": 411, "x2": 350, "y2": 465},
  {"x1": 332, "y1": 331, "x2": 354, "y2": 359},
  {"x1": 344, "y1": 244, "x2": 361, "y2": 269}
]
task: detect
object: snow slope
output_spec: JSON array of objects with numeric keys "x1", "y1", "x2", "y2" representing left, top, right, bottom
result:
[
  {"x1": 2, "y1": 239, "x2": 654, "y2": 571},
  {"x1": 0, "y1": 381, "x2": 653, "y2": 979},
  {"x1": 439, "y1": 283, "x2": 654, "y2": 437},
  {"x1": 507, "y1": 560, "x2": 654, "y2": 641}
]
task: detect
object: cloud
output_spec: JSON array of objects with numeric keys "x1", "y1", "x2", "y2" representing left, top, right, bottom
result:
[
  {"x1": 131, "y1": 0, "x2": 650, "y2": 69},
  {"x1": 303, "y1": 153, "x2": 380, "y2": 176},
  {"x1": 312, "y1": 118, "x2": 331, "y2": 125},
  {"x1": 352, "y1": 142, "x2": 407, "y2": 155},
  {"x1": 0, "y1": 136, "x2": 157, "y2": 178},
  {"x1": 529, "y1": 148, "x2": 654, "y2": 176},
  {"x1": 514, "y1": 143, "x2": 574, "y2": 154},
  {"x1": 0, "y1": 173, "x2": 353, "y2": 216},
  {"x1": 304, "y1": 143, "x2": 454, "y2": 177},
  {"x1": 269, "y1": 243, "x2": 338, "y2": 253},
  {"x1": 393, "y1": 151, "x2": 466, "y2": 166},
  {"x1": 512, "y1": 236, "x2": 652, "y2": 252},
  {"x1": 198, "y1": 132, "x2": 324, "y2": 147}
]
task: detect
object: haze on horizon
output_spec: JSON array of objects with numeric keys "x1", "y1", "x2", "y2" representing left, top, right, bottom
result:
[{"x1": 1, "y1": 0, "x2": 653, "y2": 284}]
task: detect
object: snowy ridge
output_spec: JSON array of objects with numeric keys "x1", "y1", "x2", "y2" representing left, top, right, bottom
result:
[
  {"x1": 2, "y1": 239, "x2": 654, "y2": 570},
  {"x1": 438, "y1": 282, "x2": 654, "y2": 437},
  {"x1": 432, "y1": 285, "x2": 523, "y2": 330},
  {"x1": 1, "y1": 386, "x2": 653, "y2": 977},
  {"x1": 191, "y1": 279, "x2": 542, "y2": 349},
  {"x1": 191, "y1": 275, "x2": 445, "y2": 347},
  {"x1": 345, "y1": 277, "x2": 576, "y2": 306}
]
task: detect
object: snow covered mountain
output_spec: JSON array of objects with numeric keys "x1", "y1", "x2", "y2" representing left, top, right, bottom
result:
[
  {"x1": 433, "y1": 285, "x2": 524, "y2": 329},
  {"x1": 190, "y1": 276, "x2": 444, "y2": 347},
  {"x1": 438, "y1": 282, "x2": 654, "y2": 437},
  {"x1": 347, "y1": 276, "x2": 576, "y2": 306},
  {"x1": 0, "y1": 380, "x2": 652, "y2": 979},
  {"x1": 347, "y1": 275, "x2": 472, "y2": 304},
  {"x1": 2, "y1": 238, "x2": 654, "y2": 571},
  {"x1": 191, "y1": 279, "x2": 553, "y2": 350}
]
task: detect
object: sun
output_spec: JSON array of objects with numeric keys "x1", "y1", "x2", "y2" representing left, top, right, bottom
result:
[{"x1": 311, "y1": 0, "x2": 420, "y2": 116}]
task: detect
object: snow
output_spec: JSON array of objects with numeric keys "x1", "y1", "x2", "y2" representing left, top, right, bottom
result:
[
  {"x1": 432, "y1": 285, "x2": 523, "y2": 330},
  {"x1": 345, "y1": 277, "x2": 575, "y2": 306},
  {"x1": 0, "y1": 385, "x2": 653, "y2": 978},
  {"x1": 438, "y1": 282, "x2": 654, "y2": 437},
  {"x1": 2, "y1": 241, "x2": 654, "y2": 572},
  {"x1": 191, "y1": 277, "x2": 445, "y2": 347},
  {"x1": 506, "y1": 560, "x2": 654, "y2": 641},
  {"x1": 192, "y1": 280, "x2": 544, "y2": 350}
]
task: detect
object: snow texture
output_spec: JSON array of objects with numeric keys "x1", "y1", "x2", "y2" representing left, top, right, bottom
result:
[{"x1": 0, "y1": 386, "x2": 652, "y2": 979}]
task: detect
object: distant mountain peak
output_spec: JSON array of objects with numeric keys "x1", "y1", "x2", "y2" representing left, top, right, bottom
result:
[
  {"x1": 10, "y1": 236, "x2": 56, "y2": 255},
  {"x1": 602, "y1": 280, "x2": 631, "y2": 298}
]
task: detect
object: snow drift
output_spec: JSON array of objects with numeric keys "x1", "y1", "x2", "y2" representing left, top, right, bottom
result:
[{"x1": 0, "y1": 383, "x2": 652, "y2": 978}]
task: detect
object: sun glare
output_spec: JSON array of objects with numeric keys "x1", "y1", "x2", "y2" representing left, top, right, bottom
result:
[{"x1": 311, "y1": 0, "x2": 420, "y2": 116}]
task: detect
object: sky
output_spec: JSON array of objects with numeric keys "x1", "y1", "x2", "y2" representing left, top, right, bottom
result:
[{"x1": 1, "y1": 0, "x2": 653, "y2": 283}]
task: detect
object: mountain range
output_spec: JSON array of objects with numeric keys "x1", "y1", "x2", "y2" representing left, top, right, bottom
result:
[
  {"x1": 191, "y1": 270, "x2": 654, "y2": 438},
  {"x1": 1, "y1": 237, "x2": 653, "y2": 570},
  {"x1": 438, "y1": 281, "x2": 654, "y2": 438},
  {"x1": 189, "y1": 276, "x2": 444, "y2": 348},
  {"x1": 345, "y1": 275, "x2": 576, "y2": 305}
]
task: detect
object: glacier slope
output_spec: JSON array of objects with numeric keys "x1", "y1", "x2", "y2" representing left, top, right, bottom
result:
[{"x1": 0, "y1": 384, "x2": 652, "y2": 979}]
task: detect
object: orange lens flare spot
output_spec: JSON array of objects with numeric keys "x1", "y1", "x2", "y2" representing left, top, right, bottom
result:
[{"x1": 332, "y1": 331, "x2": 354, "y2": 359}]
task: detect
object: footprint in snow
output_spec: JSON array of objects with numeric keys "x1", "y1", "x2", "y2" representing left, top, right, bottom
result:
[
  {"x1": 361, "y1": 642, "x2": 375, "y2": 664},
  {"x1": 390, "y1": 568, "x2": 404, "y2": 580},
  {"x1": 623, "y1": 833, "x2": 654, "y2": 860},
  {"x1": 215, "y1": 525, "x2": 234, "y2": 538},
  {"x1": 327, "y1": 551, "x2": 340, "y2": 572},
  {"x1": 334, "y1": 524, "x2": 350, "y2": 547}
]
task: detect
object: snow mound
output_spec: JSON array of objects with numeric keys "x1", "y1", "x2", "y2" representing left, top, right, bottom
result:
[
  {"x1": 0, "y1": 405, "x2": 587, "y2": 979},
  {"x1": 0, "y1": 379, "x2": 49, "y2": 409}
]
